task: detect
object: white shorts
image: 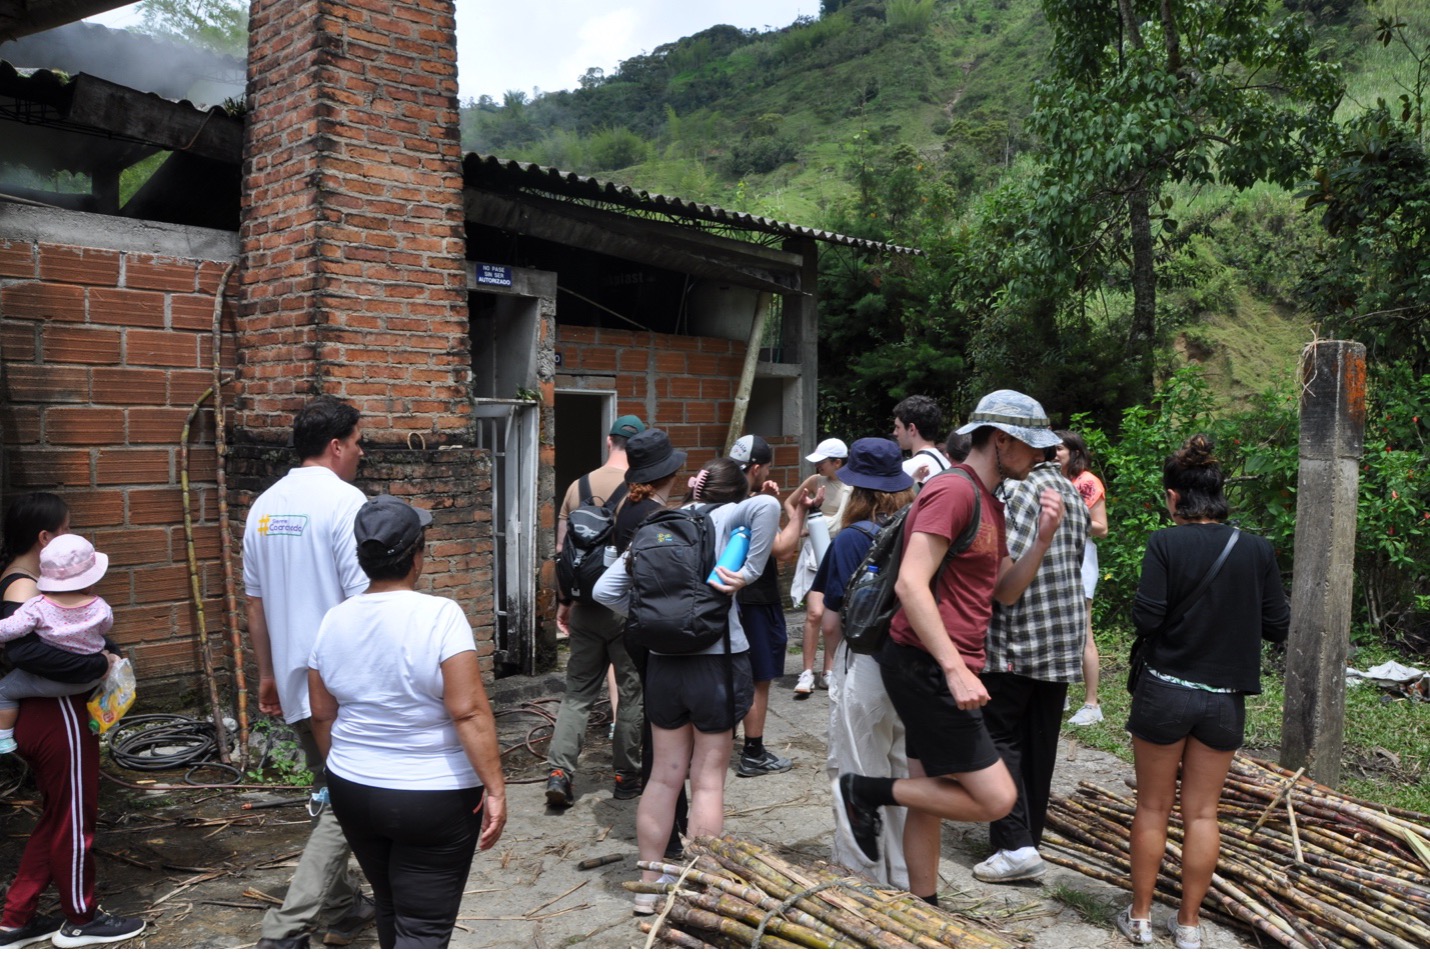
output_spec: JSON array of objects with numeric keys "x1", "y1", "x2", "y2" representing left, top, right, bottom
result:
[{"x1": 1081, "y1": 539, "x2": 1099, "y2": 601}]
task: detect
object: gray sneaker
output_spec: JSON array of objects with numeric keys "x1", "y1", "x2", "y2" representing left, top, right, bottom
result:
[{"x1": 737, "y1": 749, "x2": 792, "y2": 777}]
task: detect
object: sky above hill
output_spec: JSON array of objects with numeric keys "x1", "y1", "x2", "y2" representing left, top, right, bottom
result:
[{"x1": 86, "y1": 1, "x2": 815, "y2": 103}]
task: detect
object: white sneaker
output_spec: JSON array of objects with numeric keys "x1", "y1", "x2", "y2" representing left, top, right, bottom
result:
[
  {"x1": 971, "y1": 847, "x2": 1046, "y2": 883},
  {"x1": 1167, "y1": 913, "x2": 1203, "y2": 949},
  {"x1": 818, "y1": 670, "x2": 832, "y2": 690},
  {"x1": 1116, "y1": 906, "x2": 1153, "y2": 945},
  {"x1": 794, "y1": 669, "x2": 816, "y2": 696},
  {"x1": 1068, "y1": 703, "x2": 1104, "y2": 726}
]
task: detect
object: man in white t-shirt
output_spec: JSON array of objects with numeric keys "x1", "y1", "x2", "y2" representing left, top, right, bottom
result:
[
  {"x1": 892, "y1": 395, "x2": 950, "y2": 486},
  {"x1": 244, "y1": 396, "x2": 373, "y2": 949}
]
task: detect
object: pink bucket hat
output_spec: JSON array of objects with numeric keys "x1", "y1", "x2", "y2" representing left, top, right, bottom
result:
[{"x1": 38, "y1": 534, "x2": 109, "y2": 592}]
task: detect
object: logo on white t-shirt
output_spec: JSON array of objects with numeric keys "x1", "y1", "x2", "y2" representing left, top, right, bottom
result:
[{"x1": 258, "y1": 514, "x2": 309, "y2": 537}]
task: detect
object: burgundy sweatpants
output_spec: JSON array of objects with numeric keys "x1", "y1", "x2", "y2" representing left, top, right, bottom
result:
[{"x1": 1, "y1": 694, "x2": 97, "y2": 928}]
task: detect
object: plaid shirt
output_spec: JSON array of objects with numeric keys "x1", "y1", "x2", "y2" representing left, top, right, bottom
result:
[{"x1": 985, "y1": 462, "x2": 1090, "y2": 682}]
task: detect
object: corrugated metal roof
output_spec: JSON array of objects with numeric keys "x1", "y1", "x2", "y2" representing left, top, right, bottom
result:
[{"x1": 463, "y1": 153, "x2": 921, "y2": 257}]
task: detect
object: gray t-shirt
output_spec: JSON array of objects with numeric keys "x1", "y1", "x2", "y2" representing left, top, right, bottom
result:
[{"x1": 593, "y1": 494, "x2": 780, "y2": 655}]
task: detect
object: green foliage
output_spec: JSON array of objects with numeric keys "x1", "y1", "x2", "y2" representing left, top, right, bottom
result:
[
  {"x1": 584, "y1": 127, "x2": 648, "y2": 171},
  {"x1": 134, "y1": 0, "x2": 247, "y2": 57},
  {"x1": 246, "y1": 719, "x2": 314, "y2": 787},
  {"x1": 886, "y1": 0, "x2": 937, "y2": 34},
  {"x1": 1026, "y1": 0, "x2": 1344, "y2": 395},
  {"x1": 1355, "y1": 363, "x2": 1430, "y2": 646}
]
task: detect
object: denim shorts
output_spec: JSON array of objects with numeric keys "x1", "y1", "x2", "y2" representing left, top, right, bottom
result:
[
  {"x1": 879, "y1": 639, "x2": 1001, "y2": 777},
  {"x1": 1126, "y1": 673, "x2": 1245, "y2": 751}
]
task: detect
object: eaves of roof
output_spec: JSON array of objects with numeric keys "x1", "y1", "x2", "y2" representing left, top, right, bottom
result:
[{"x1": 462, "y1": 153, "x2": 922, "y2": 257}]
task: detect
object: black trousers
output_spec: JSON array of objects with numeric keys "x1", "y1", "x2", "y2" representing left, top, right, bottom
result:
[
  {"x1": 980, "y1": 672, "x2": 1068, "y2": 852},
  {"x1": 327, "y1": 773, "x2": 483, "y2": 949}
]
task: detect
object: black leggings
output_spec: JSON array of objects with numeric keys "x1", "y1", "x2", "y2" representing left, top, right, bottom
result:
[{"x1": 327, "y1": 773, "x2": 483, "y2": 949}]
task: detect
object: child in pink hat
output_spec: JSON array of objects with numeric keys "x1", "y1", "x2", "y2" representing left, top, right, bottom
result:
[{"x1": 0, "y1": 534, "x2": 119, "y2": 754}]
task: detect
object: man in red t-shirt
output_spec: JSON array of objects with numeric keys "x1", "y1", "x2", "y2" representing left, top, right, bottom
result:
[{"x1": 833, "y1": 390, "x2": 1065, "y2": 906}]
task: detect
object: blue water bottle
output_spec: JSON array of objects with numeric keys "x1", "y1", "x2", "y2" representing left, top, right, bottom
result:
[{"x1": 707, "y1": 525, "x2": 751, "y2": 584}]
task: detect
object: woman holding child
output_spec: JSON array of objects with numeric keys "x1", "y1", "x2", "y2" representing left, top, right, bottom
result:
[{"x1": 0, "y1": 492, "x2": 146, "y2": 948}]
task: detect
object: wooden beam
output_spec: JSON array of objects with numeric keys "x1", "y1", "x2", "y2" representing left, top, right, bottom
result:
[
  {"x1": 65, "y1": 74, "x2": 242, "y2": 163},
  {"x1": 465, "y1": 190, "x2": 804, "y2": 295}
]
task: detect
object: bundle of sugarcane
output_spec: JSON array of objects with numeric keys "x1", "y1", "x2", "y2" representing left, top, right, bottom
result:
[
  {"x1": 1043, "y1": 753, "x2": 1430, "y2": 948},
  {"x1": 623, "y1": 834, "x2": 1017, "y2": 948}
]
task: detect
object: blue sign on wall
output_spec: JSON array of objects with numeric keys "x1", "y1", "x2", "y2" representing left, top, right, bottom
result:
[{"x1": 474, "y1": 263, "x2": 512, "y2": 287}]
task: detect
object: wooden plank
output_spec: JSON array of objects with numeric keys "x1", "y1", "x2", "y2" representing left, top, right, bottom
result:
[{"x1": 65, "y1": 74, "x2": 242, "y2": 163}]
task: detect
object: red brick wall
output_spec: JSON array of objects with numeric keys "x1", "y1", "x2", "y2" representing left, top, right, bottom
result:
[
  {"x1": 556, "y1": 325, "x2": 803, "y2": 490},
  {"x1": 0, "y1": 238, "x2": 238, "y2": 679},
  {"x1": 238, "y1": 0, "x2": 495, "y2": 665},
  {"x1": 238, "y1": 0, "x2": 470, "y2": 431}
]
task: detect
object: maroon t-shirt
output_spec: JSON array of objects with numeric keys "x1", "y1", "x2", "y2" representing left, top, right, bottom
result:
[{"x1": 887, "y1": 464, "x2": 1007, "y2": 670}]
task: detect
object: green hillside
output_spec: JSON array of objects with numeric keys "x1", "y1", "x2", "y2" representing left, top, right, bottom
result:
[{"x1": 461, "y1": 0, "x2": 1430, "y2": 431}]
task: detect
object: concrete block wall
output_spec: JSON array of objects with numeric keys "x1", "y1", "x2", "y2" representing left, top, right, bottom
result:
[
  {"x1": 557, "y1": 325, "x2": 803, "y2": 490},
  {"x1": 0, "y1": 236, "x2": 237, "y2": 679}
]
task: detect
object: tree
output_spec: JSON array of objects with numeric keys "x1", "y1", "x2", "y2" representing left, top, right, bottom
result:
[
  {"x1": 1027, "y1": 0, "x2": 1342, "y2": 399},
  {"x1": 135, "y1": 0, "x2": 247, "y2": 57},
  {"x1": 1301, "y1": 11, "x2": 1430, "y2": 372}
]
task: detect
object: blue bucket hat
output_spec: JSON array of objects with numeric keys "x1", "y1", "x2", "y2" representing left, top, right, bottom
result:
[{"x1": 836, "y1": 438, "x2": 914, "y2": 493}]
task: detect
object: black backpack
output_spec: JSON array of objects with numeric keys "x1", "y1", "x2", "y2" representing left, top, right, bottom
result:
[
  {"x1": 555, "y1": 474, "x2": 627, "y2": 606},
  {"x1": 623, "y1": 505, "x2": 732, "y2": 654},
  {"x1": 841, "y1": 468, "x2": 981, "y2": 655}
]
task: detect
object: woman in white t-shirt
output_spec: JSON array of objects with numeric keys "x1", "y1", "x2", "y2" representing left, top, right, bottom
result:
[{"x1": 308, "y1": 496, "x2": 506, "y2": 949}]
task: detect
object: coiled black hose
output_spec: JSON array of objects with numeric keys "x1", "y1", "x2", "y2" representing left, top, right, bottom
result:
[{"x1": 107, "y1": 714, "x2": 218, "y2": 771}]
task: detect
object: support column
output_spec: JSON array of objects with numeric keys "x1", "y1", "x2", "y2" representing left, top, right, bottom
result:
[
  {"x1": 1281, "y1": 340, "x2": 1366, "y2": 786},
  {"x1": 235, "y1": 0, "x2": 495, "y2": 666}
]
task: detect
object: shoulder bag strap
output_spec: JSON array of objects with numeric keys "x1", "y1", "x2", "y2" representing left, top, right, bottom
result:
[
  {"x1": 578, "y1": 473, "x2": 594, "y2": 507},
  {"x1": 1157, "y1": 527, "x2": 1242, "y2": 637}
]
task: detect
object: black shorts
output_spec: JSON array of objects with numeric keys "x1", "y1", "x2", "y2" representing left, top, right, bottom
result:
[
  {"x1": 878, "y1": 639, "x2": 1001, "y2": 777},
  {"x1": 1126, "y1": 673, "x2": 1245, "y2": 751},
  {"x1": 646, "y1": 651, "x2": 754, "y2": 734},
  {"x1": 737, "y1": 602, "x2": 788, "y2": 682}
]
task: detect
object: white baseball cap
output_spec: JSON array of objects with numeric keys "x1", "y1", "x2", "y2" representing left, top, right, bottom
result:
[{"x1": 806, "y1": 438, "x2": 849, "y2": 463}]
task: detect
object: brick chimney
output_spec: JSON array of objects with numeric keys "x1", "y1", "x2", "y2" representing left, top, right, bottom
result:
[{"x1": 235, "y1": 0, "x2": 493, "y2": 661}]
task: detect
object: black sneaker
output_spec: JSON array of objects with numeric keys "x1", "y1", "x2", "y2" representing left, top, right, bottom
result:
[
  {"x1": 736, "y1": 749, "x2": 792, "y2": 777},
  {"x1": 545, "y1": 768, "x2": 574, "y2": 808},
  {"x1": 0, "y1": 914, "x2": 63, "y2": 949},
  {"x1": 832, "y1": 774, "x2": 882, "y2": 865},
  {"x1": 255, "y1": 935, "x2": 310, "y2": 950},
  {"x1": 51, "y1": 911, "x2": 145, "y2": 949},
  {"x1": 612, "y1": 773, "x2": 643, "y2": 800},
  {"x1": 322, "y1": 892, "x2": 376, "y2": 946}
]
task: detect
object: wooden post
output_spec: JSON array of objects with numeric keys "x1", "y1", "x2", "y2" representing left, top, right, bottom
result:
[
  {"x1": 1281, "y1": 340, "x2": 1366, "y2": 787},
  {"x1": 724, "y1": 292, "x2": 772, "y2": 453}
]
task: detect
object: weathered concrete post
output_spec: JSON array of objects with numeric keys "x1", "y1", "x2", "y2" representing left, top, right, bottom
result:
[{"x1": 1281, "y1": 340, "x2": 1366, "y2": 786}]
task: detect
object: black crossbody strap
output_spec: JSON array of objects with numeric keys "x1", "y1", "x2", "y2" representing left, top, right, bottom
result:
[{"x1": 1158, "y1": 527, "x2": 1241, "y2": 636}]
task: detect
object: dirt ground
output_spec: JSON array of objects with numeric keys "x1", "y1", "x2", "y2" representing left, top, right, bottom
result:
[{"x1": 1, "y1": 623, "x2": 1254, "y2": 950}]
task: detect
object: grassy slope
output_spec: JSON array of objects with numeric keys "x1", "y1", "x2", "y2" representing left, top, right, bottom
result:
[{"x1": 466, "y1": 1, "x2": 1427, "y2": 409}]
